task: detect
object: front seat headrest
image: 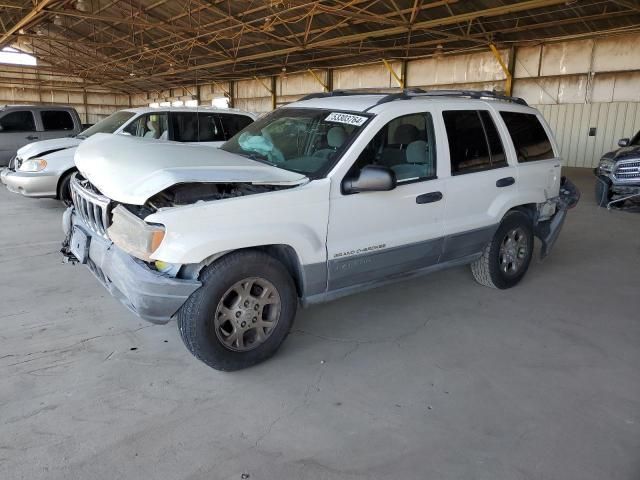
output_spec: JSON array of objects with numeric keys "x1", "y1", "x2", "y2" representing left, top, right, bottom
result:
[
  {"x1": 327, "y1": 126, "x2": 347, "y2": 148},
  {"x1": 394, "y1": 124, "x2": 419, "y2": 144}
]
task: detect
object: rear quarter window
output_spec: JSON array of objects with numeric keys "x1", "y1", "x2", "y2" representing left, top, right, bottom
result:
[{"x1": 500, "y1": 112, "x2": 554, "y2": 162}]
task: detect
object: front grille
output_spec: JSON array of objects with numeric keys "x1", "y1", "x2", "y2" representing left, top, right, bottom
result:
[
  {"x1": 70, "y1": 174, "x2": 111, "y2": 237},
  {"x1": 614, "y1": 160, "x2": 640, "y2": 181}
]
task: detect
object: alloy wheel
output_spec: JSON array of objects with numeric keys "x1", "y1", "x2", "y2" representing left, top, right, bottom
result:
[{"x1": 212, "y1": 277, "x2": 281, "y2": 352}]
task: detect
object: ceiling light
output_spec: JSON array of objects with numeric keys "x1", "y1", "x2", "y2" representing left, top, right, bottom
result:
[{"x1": 53, "y1": 15, "x2": 63, "y2": 27}]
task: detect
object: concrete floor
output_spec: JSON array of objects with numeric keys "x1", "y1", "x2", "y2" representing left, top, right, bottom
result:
[{"x1": 1, "y1": 167, "x2": 638, "y2": 480}]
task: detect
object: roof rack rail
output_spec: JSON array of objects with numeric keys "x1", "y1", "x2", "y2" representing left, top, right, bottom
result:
[
  {"x1": 298, "y1": 90, "x2": 382, "y2": 101},
  {"x1": 298, "y1": 88, "x2": 528, "y2": 108},
  {"x1": 368, "y1": 89, "x2": 528, "y2": 109}
]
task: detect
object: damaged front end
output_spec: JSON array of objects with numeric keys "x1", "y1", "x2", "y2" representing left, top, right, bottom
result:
[
  {"x1": 534, "y1": 176, "x2": 580, "y2": 259},
  {"x1": 61, "y1": 172, "x2": 294, "y2": 322}
]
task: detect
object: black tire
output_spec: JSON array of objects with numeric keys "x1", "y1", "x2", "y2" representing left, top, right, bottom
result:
[
  {"x1": 58, "y1": 170, "x2": 75, "y2": 206},
  {"x1": 177, "y1": 250, "x2": 297, "y2": 371},
  {"x1": 594, "y1": 177, "x2": 612, "y2": 208},
  {"x1": 471, "y1": 210, "x2": 534, "y2": 289}
]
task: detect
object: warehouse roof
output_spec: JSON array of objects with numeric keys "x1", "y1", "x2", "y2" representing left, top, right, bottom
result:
[{"x1": 1, "y1": 1, "x2": 639, "y2": 93}]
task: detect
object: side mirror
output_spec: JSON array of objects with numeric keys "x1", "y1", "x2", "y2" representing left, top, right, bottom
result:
[
  {"x1": 342, "y1": 165, "x2": 397, "y2": 194},
  {"x1": 618, "y1": 138, "x2": 630, "y2": 148}
]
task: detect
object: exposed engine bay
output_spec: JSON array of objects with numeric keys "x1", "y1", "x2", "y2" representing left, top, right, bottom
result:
[{"x1": 122, "y1": 182, "x2": 292, "y2": 218}]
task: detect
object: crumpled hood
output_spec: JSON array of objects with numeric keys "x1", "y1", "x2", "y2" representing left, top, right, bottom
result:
[
  {"x1": 17, "y1": 137, "x2": 82, "y2": 159},
  {"x1": 602, "y1": 144, "x2": 640, "y2": 162},
  {"x1": 74, "y1": 133, "x2": 308, "y2": 205}
]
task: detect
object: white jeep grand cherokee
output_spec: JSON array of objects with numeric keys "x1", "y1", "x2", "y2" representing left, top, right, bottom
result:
[{"x1": 62, "y1": 90, "x2": 579, "y2": 371}]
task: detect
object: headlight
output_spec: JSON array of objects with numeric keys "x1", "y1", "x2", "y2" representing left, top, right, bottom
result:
[
  {"x1": 598, "y1": 159, "x2": 615, "y2": 174},
  {"x1": 107, "y1": 205, "x2": 165, "y2": 261},
  {"x1": 18, "y1": 158, "x2": 47, "y2": 172}
]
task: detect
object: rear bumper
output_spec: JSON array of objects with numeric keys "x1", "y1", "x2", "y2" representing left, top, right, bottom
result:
[
  {"x1": 62, "y1": 210, "x2": 201, "y2": 324},
  {"x1": 535, "y1": 176, "x2": 580, "y2": 259},
  {"x1": 1, "y1": 168, "x2": 58, "y2": 198}
]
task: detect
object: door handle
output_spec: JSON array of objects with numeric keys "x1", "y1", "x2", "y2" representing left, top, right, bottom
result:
[
  {"x1": 26, "y1": 135, "x2": 39, "y2": 140},
  {"x1": 496, "y1": 177, "x2": 515, "y2": 187},
  {"x1": 416, "y1": 191, "x2": 443, "y2": 204}
]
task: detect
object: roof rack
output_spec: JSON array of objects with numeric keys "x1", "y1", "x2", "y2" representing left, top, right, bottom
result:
[
  {"x1": 298, "y1": 88, "x2": 528, "y2": 109},
  {"x1": 298, "y1": 90, "x2": 384, "y2": 101},
  {"x1": 368, "y1": 88, "x2": 528, "y2": 109}
]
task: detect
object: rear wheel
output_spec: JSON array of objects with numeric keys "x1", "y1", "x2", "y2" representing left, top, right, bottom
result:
[
  {"x1": 471, "y1": 211, "x2": 534, "y2": 289},
  {"x1": 177, "y1": 250, "x2": 297, "y2": 371},
  {"x1": 58, "y1": 170, "x2": 75, "y2": 206}
]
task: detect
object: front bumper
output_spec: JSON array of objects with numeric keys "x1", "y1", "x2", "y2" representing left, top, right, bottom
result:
[
  {"x1": 62, "y1": 209, "x2": 201, "y2": 324},
  {"x1": 1, "y1": 168, "x2": 59, "y2": 198}
]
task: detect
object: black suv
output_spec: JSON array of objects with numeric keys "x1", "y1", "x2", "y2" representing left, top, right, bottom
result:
[{"x1": 594, "y1": 131, "x2": 640, "y2": 208}]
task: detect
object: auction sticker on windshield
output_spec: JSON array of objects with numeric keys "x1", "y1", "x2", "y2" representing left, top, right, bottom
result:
[{"x1": 325, "y1": 112, "x2": 368, "y2": 126}]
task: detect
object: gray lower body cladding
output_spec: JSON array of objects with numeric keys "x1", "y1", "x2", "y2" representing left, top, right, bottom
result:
[
  {"x1": 303, "y1": 225, "x2": 498, "y2": 305},
  {"x1": 64, "y1": 213, "x2": 201, "y2": 324}
]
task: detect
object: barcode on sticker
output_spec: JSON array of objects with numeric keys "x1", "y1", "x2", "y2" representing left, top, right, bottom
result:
[{"x1": 325, "y1": 112, "x2": 368, "y2": 126}]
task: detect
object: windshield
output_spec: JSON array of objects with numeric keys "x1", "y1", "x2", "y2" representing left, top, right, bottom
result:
[
  {"x1": 78, "y1": 111, "x2": 136, "y2": 139},
  {"x1": 220, "y1": 108, "x2": 371, "y2": 177},
  {"x1": 631, "y1": 130, "x2": 640, "y2": 146}
]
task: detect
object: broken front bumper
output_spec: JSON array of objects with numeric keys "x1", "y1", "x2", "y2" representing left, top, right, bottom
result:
[
  {"x1": 535, "y1": 176, "x2": 580, "y2": 259},
  {"x1": 1, "y1": 167, "x2": 59, "y2": 198},
  {"x1": 62, "y1": 208, "x2": 201, "y2": 324}
]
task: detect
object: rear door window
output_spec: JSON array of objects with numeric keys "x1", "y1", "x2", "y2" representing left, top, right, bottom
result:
[
  {"x1": 41, "y1": 110, "x2": 75, "y2": 131},
  {"x1": 170, "y1": 112, "x2": 199, "y2": 142},
  {"x1": 218, "y1": 114, "x2": 253, "y2": 140},
  {"x1": 499, "y1": 112, "x2": 554, "y2": 162},
  {"x1": 443, "y1": 110, "x2": 508, "y2": 174},
  {"x1": 443, "y1": 110, "x2": 491, "y2": 174},
  {"x1": 479, "y1": 111, "x2": 506, "y2": 167},
  {"x1": 0, "y1": 110, "x2": 36, "y2": 132}
]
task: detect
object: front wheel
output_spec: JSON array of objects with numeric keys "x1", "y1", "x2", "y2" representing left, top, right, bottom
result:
[
  {"x1": 58, "y1": 170, "x2": 75, "y2": 206},
  {"x1": 471, "y1": 211, "x2": 534, "y2": 289},
  {"x1": 177, "y1": 250, "x2": 297, "y2": 371}
]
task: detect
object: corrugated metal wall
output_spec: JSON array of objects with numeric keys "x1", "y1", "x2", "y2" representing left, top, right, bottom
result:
[
  {"x1": 0, "y1": 65, "x2": 131, "y2": 124},
  {"x1": 536, "y1": 102, "x2": 640, "y2": 168}
]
